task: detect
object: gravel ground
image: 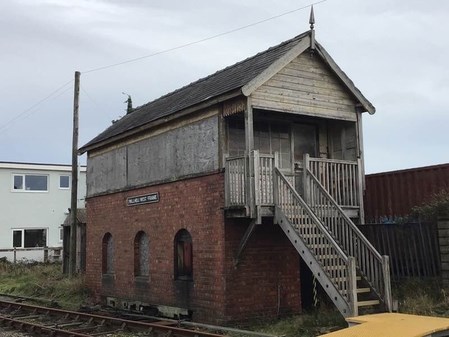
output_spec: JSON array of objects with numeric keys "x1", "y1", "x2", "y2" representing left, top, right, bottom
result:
[{"x1": 0, "y1": 327, "x2": 30, "y2": 337}]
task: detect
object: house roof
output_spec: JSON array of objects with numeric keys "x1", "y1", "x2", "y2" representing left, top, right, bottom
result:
[
  {"x1": 80, "y1": 30, "x2": 374, "y2": 153},
  {"x1": 0, "y1": 161, "x2": 87, "y2": 172},
  {"x1": 63, "y1": 208, "x2": 87, "y2": 226}
]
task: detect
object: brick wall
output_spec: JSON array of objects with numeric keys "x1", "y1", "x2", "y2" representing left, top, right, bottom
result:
[
  {"x1": 86, "y1": 172, "x2": 301, "y2": 323},
  {"x1": 223, "y1": 218, "x2": 301, "y2": 322}
]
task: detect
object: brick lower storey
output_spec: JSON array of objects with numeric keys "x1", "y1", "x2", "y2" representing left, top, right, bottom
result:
[{"x1": 85, "y1": 173, "x2": 301, "y2": 323}]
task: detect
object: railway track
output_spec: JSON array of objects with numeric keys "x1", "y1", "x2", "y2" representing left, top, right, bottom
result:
[{"x1": 0, "y1": 299, "x2": 226, "y2": 337}]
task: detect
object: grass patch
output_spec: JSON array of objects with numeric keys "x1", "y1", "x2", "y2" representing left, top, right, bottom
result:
[
  {"x1": 0, "y1": 259, "x2": 89, "y2": 310},
  {"x1": 244, "y1": 308, "x2": 345, "y2": 337},
  {"x1": 394, "y1": 278, "x2": 449, "y2": 316},
  {"x1": 2, "y1": 261, "x2": 449, "y2": 336}
]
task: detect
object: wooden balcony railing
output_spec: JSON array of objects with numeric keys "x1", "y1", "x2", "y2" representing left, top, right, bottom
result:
[
  {"x1": 305, "y1": 155, "x2": 361, "y2": 208},
  {"x1": 224, "y1": 152, "x2": 363, "y2": 217},
  {"x1": 224, "y1": 156, "x2": 247, "y2": 207}
]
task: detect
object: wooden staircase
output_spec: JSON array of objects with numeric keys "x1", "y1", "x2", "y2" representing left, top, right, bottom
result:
[{"x1": 273, "y1": 166, "x2": 392, "y2": 317}]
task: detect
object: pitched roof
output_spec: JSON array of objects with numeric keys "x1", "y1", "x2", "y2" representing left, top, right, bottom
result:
[
  {"x1": 80, "y1": 31, "x2": 310, "y2": 153},
  {"x1": 80, "y1": 30, "x2": 375, "y2": 153},
  {"x1": 63, "y1": 208, "x2": 87, "y2": 226}
]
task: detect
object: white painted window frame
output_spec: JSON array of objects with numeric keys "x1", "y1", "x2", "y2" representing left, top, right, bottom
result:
[
  {"x1": 12, "y1": 227, "x2": 49, "y2": 248},
  {"x1": 59, "y1": 174, "x2": 70, "y2": 189},
  {"x1": 11, "y1": 173, "x2": 49, "y2": 193}
]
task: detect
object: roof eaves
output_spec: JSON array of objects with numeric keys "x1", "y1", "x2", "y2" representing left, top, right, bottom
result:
[{"x1": 79, "y1": 88, "x2": 243, "y2": 154}]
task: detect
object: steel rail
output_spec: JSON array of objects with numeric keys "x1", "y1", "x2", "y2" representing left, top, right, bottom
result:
[{"x1": 0, "y1": 299, "x2": 226, "y2": 337}]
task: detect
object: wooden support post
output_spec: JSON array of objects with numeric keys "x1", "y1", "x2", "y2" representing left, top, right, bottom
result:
[
  {"x1": 273, "y1": 152, "x2": 280, "y2": 207},
  {"x1": 244, "y1": 98, "x2": 255, "y2": 218},
  {"x1": 13, "y1": 247, "x2": 16, "y2": 264},
  {"x1": 234, "y1": 219, "x2": 258, "y2": 267},
  {"x1": 253, "y1": 150, "x2": 261, "y2": 222},
  {"x1": 348, "y1": 256, "x2": 358, "y2": 317},
  {"x1": 69, "y1": 71, "x2": 80, "y2": 277},
  {"x1": 44, "y1": 247, "x2": 48, "y2": 263},
  {"x1": 303, "y1": 154, "x2": 310, "y2": 204},
  {"x1": 382, "y1": 255, "x2": 393, "y2": 312},
  {"x1": 357, "y1": 158, "x2": 365, "y2": 224}
]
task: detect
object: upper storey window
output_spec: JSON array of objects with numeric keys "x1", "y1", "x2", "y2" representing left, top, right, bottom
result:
[
  {"x1": 59, "y1": 175, "x2": 70, "y2": 189},
  {"x1": 13, "y1": 174, "x2": 48, "y2": 192}
]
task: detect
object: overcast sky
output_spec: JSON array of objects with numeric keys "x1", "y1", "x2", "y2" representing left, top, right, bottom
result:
[{"x1": 1, "y1": 0, "x2": 448, "y2": 174}]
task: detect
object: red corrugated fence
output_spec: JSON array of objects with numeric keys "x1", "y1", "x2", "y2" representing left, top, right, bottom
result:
[{"x1": 364, "y1": 163, "x2": 449, "y2": 223}]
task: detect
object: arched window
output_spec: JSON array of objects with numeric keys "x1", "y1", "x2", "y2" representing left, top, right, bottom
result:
[
  {"x1": 174, "y1": 229, "x2": 193, "y2": 280},
  {"x1": 102, "y1": 233, "x2": 114, "y2": 274},
  {"x1": 134, "y1": 231, "x2": 149, "y2": 277}
]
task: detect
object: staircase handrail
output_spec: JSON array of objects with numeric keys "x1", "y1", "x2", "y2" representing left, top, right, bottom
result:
[
  {"x1": 305, "y1": 167, "x2": 391, "y2": 308},
  {"x1": 306, "y1": 168, "x2": 383, "y2": 262},
  {"x1": 274, "y1": 167, "x2": 349, "y2": 265}
]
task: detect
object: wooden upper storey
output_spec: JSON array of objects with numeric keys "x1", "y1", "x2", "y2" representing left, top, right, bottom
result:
[
  {"x1": 81, "y1": 30, "x2": 374, "y2": 198},
  {"x1": 80, "y1": 30, "x2": 374, "y2": 155}
]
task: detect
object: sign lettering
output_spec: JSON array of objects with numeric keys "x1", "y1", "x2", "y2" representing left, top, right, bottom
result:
[{"x1": 127, "y1": 192, "x2": 159, "y2": 206}]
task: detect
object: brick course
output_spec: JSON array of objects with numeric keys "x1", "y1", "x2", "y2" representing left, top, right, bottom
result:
[{"x1": 85, "y1": 172, "x2": 301, "y2": 323}]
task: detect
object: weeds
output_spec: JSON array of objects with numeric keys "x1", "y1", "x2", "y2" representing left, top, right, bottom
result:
[
  {"x1": 0, "y1": 259, "x2": 89, "y2": 310},
  {"x1": 394, "y1": 278, "x2": 449, "y2": 316},
  {"x1": 3, "y1": 260, "x2": 449, "y2": 336},
  {"x1": 244, "y1": 307, "x2": 345, "y2": 337}
]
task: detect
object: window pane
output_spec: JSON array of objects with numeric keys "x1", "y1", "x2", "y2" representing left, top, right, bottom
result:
[
  {"x1": 25, "y1": 175, "x2": 47, "y2": 191},
  {"x1": 60, "y1": 175, "x2": 70, "y2": 188},
  {"x1": 24, "y1": 229, "x2": 46, "y2": 247},
  {"x1": 107, "y1": 237, "x2": 114, "y2": 273},
  {"x1": 294, "y1": 125, "x2": 317, "y2": 162},
  {"x1": 175, "y1": 230, "x2": 193, "y2": 279},
  {"x1": 13, "y1": 231, "x2": 22, "y2": 247},
  {"x1": 139, "y1": 233, "x2": 149, "y2": 276},
  {"x1": 13, "y1": 175, "x2": 23, "y2": 190},
  {"x1": 228, "y1": 120, "x2": 245, "y2": 157}
]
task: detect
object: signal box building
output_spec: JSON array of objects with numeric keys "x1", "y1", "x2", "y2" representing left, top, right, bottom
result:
[{"x1": 80, "y1": 28, "x2": 392, "y2": 323}]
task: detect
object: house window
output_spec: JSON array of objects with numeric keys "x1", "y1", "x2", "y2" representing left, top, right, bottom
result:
[
  {"x1": 12, "y1": 229, "x2": 47, "y2": 248},
  {"x1": 227, "y1": 118, "x2": 292, "y2": 168},
  {"x1": 59, "y1": 175, "x2": 70, "y2": 189},
  {"x1": 174, "y1": 229, "x2": 193, "y2": 280},
  {"x1": 13, "y1": 174, "x2": 48, "y2": 191},
  {"x1": 227, "y1": 118, "x2": 246, "y2": 157},
  {"x1": 134, "y1": 231, "x2": 149, "y2": 277},
  {"x1": 102, "y1": 233, "x2": 114, "y2": 274}
]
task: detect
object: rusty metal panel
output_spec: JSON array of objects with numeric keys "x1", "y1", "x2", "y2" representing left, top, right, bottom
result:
[{"x1": 364, "y1": 164, "x2": 449, "y2": 223}]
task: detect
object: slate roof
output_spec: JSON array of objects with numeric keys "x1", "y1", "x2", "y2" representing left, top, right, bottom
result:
[{"x1": 80, "y1": 31, "x2": 310, "y2": 152}]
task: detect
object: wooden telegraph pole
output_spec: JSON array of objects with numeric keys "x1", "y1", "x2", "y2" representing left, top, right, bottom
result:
[{"x1": 69, "y1": 71, "x2": 80, "y2": 277}]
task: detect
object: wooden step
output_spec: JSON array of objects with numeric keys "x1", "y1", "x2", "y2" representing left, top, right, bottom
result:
[
  {"x1": 325, "y1": 264, "x2": 346, "y2": 271},
  {"x1": 315, "y1": 254, "x2": 339, "y2": 260},
  {"x1": 357, "y1": 299, "x2": 380, "y2": 307},
  {"x1": 309, "y1": 243, "x2": 332, "y2": 249},
  {"x1": 356, "y1": 287, "x2": 371, "y2": 294},
  {"x1": 331, "y1": 275, "x2": 361, "y2": 283}
]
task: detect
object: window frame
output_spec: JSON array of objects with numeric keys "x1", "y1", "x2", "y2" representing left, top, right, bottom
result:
[
  {"x1": 102, "y1": 233, "x2": 114, "y2": 275},
  {"x1": 12, "y1": 228, "x2": 48, "y2": 248},
  {"x1": 134, "y1": 231, "x2": 150, "y2": 278},
  {"x1": 59, "y1": 175, "x2": 70, "y2": 189},
  {"x1": 12, "y1": 173, "x2": 49, "y2": 192},
  {"x1": 174, "y1": 229, "x2": 193, "y2": 281}
]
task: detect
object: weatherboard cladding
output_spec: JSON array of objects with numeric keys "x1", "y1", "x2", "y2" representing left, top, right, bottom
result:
[{"x1": 81, "y1": 32, "x2": 310, "y2": 151}]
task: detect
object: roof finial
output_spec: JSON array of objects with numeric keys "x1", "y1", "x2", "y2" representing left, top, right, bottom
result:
[
  {"x1": 309, "y1": 5, "x2": 315, "y2": 30},
  {"x1": 309, "y1": 5, "x2": 316, "y2": 51}
]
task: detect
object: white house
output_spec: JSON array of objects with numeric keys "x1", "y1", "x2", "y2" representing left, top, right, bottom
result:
[{"x1": 0, "y1": 162, "x2": 86, "y2": 262}]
